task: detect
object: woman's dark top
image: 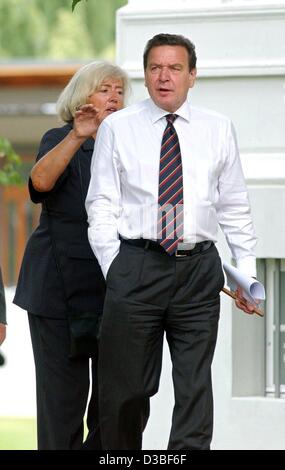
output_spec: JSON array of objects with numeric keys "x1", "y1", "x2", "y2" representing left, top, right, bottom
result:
[{"x1": 13, "y1": 124, "x2": 105, "y2": 318}]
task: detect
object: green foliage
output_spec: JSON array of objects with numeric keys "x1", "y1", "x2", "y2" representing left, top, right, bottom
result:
[
  {"x1": 0, "y1": 0, "x2": 127, "y2": 60},
  {"x1": 72, "y1": 0, "x2": 86, "y2": 11},
  {"x1": 0, "y1": 138, "x2": 23, "y2": 186},
  {"x1": 0, "y1": 0, "x2": 48, "y2": 58},
  {"x1": 48, "y1": 8, "x2": 94, "y2": 59}
]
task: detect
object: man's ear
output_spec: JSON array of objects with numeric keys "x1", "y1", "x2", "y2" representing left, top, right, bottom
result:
[{"x1": 189, "y1": 67, "x2": 197, "y2": 88}]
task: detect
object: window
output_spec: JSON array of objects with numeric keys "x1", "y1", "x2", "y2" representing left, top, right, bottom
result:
[
  {"x1": 232, "y1": 258, "x2": 285, "y2": 399},
  {"x1": 260, "y1": 259, "x2": 285, "y2": 398}
]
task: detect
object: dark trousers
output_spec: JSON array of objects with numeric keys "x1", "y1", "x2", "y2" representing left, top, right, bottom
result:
[
  {"x1": 98, "y1": 242, "x2": 224, "y2": 450},
  {"x1": 28, "y1": 314, "x2": 101, "y2": 450}
]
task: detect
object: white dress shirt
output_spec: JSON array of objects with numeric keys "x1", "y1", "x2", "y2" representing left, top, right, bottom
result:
[{"x1": 86, "y1": 98, "x2": 257, "y2": 279}]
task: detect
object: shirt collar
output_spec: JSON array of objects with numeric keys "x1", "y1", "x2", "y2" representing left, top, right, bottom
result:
[{"x1": 148, "y1": 98, "x2": 191, "y2": 124}]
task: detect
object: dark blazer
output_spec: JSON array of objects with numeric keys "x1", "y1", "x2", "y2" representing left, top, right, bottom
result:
[
  {"x1": 13, "y1": 124, "x2": 105, "y2": 318},
  {"x1": 0, "y1": 267, "x2": 6, "y2": 324}
]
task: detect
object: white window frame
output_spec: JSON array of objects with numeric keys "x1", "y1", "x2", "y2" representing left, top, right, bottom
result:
[{"x1": 264, "y1": 259, "x2": 285, "y2": 398}]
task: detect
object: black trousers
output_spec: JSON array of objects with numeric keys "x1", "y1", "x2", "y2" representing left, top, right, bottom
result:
[
  {"x1": 28, "y1": 314, "x2": 101, "y2": 450},
  {"x1": 98, "y1": 242, "x2": 224, "y2": 450}
]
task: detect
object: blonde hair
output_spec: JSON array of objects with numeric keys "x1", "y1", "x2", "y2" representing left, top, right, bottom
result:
[{"x1": 56, "y1": 61, "x2": 130, "y2": 123}]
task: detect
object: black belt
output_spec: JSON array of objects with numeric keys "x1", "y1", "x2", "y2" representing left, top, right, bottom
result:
[{"x1": 120, "y1": 238, "x2": 213, "y2": 257}]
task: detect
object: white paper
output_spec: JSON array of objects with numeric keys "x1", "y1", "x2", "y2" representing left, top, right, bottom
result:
[{"x1": 222, "y1": 261, "x2": 266, "y2": 305}]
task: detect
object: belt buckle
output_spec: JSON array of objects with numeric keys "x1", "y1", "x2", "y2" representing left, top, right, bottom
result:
[
  {"x1": 175, "y1": 243, "x2": 196, "y2": 258},
  {"x1": 175, "y1": 251, "x2": 188, "y2": 258}
]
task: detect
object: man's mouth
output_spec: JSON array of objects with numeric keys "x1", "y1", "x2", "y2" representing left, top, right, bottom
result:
[
  {"x1": 106, "y1": 107, "x2": 118, "y2": 112},
  {"x1": 157, "y1": 87, "x2": 172, "y2": 93}
]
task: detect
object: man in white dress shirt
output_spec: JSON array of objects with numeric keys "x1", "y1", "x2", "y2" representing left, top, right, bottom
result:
[{"x1": 86, "y1": 33, "x2": 257, "y2": 450}]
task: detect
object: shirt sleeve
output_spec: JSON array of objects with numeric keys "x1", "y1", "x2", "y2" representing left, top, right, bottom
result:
[
  {"x1": 217, "y1": 121, "x2": 257, "y2": 277},
  {"x1": 85, "y1": 120, "x2": 121, "y2": 279},
  {"x1": 29, "y1": 128, "x2": 70, "y2": 204}
]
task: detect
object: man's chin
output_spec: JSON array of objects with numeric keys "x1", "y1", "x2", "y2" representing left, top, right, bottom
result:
[{"x1": 156, "y1": 100, "x2": 175, "y2": 112}]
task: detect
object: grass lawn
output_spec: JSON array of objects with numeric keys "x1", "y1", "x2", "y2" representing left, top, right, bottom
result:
[{"x1": 0, "y1": 417, "x2": 36, "y2": 450}]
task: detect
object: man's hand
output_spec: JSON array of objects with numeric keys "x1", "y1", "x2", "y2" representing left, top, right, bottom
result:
[
  {"x1": 235, "y1": 286, "x2": 259, "y2": 315},
  {"x1": 0, "y1": 323, "x2": 6, "y2": 345}
]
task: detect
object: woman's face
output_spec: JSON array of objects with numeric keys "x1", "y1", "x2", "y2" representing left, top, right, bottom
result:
[{"x1": 87, "y1": 78, "x2": 124, "y2": 124}]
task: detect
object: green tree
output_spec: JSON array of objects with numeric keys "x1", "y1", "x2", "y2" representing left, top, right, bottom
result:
[
  {"x1": 72, "y1": 0, "x2": 84, "y2": 10},
  {"x1": 47, "y1": 8, "x2": 94, "y2": 59},
  {"x1": 84, "y1": 0, "x2": 126, "y2": 57},
  {"x1": 0, "y1": 0, "x2": 48, "y2": 58},
  {"x1": 0, "y1": 0, "x2": 127, "y2": 60},
  {"x1": 0, "y1": 138, "x2": 23, "y2": 186}
]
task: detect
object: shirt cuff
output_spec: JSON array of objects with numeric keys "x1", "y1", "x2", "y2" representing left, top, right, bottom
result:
[
  {"x1": 101, "y1": 251, "x2": 119, "y2": 279},
  {"x1": 236, "y1": 255, "x2": 257, "y2": 278}
]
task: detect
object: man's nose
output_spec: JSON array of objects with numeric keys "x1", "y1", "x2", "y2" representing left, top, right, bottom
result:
[{"x1": 159, "y1": 67, "x2": 170, "y2": 81}]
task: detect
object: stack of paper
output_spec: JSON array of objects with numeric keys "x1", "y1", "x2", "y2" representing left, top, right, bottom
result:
[{"x1": 222, "y1": 261, "x2": 266, "y2": 306}]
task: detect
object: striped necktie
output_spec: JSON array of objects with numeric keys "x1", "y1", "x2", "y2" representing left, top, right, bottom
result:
[{"x1": 157, "y1": 114, "x2": 184, "y2": 255}]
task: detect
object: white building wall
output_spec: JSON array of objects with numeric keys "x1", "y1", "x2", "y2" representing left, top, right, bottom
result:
[{"x1": 116, "y1": 0, "x2": 285, "y2": 449}]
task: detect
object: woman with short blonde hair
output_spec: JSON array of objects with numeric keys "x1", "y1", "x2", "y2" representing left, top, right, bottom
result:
[
  {"x1": 14, "y1": 61, "x2": 130, "y2": 450},
  {"x1": 57, "y1": 61, "x2": 130, "y2": 122}
]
